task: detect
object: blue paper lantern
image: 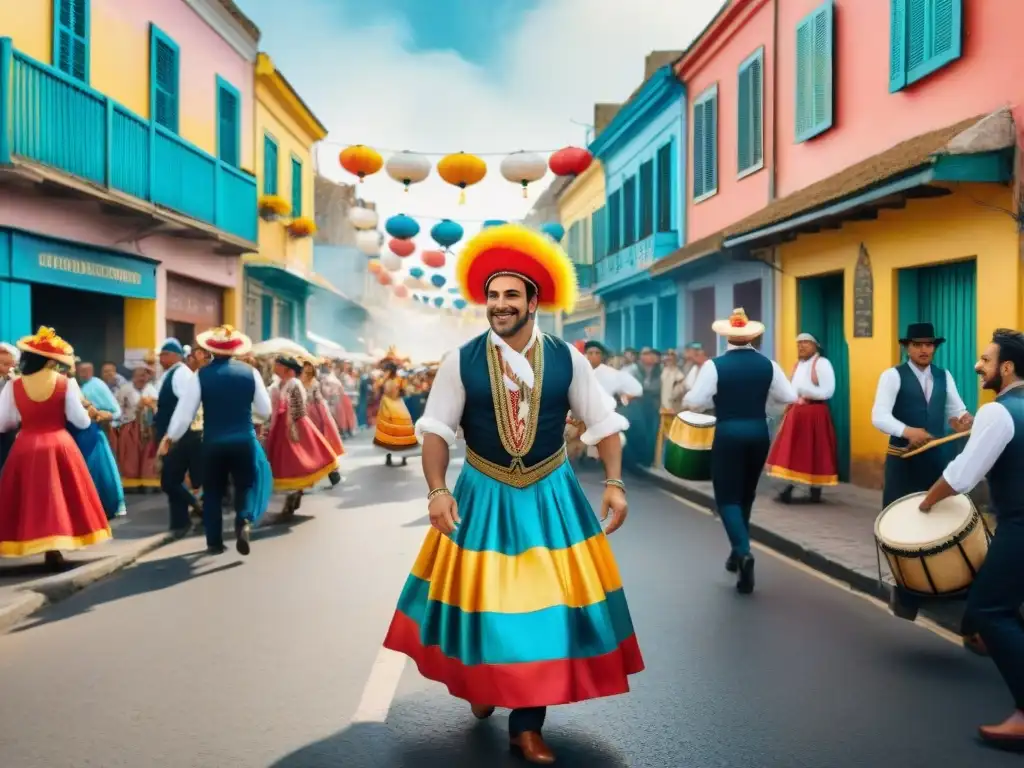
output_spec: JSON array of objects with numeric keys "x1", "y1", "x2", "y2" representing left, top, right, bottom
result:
[
  {"x1": 385, "y1": 213, "x2": 419, "y2": 240},
  {"x1": 430, "y1": 219, "x2": 464, "y2": 249},
  {"x1": 453, "y1": 298, "x2": 467, "y2": 310},
  {"x1": 541, "y1": 222, "x2": 565, "y2": 242},
  {"x1": 430, "y1": 274, "x2": 446, "y2": 288},
  {"x1": 482, "y1": 219, "x2": 506, "y2": 229},
  {"x1": 433, "y1": 296, "x2": 445, "y2": 308},
  {"x1": 408, "y1": 266, "x2": 424, "y2": 279},
  {"x1": 447, "y1": 287, "x2": 460, "y2": 294}
]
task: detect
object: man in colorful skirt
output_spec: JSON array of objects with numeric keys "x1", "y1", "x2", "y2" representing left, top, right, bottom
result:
[
  {"x1": 382, "y1": 224, "x2": 644, "y2": 765},
  {"x1": 766, "y1": 332, "x2": 839, "y2": 502}
]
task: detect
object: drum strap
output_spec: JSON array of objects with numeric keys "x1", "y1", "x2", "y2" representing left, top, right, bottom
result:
[{"x1": 790, "y1": 356, "x2": 820, "y2": 387}]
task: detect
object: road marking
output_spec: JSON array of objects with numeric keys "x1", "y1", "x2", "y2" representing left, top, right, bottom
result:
[
  {"x1": 350, "y1": 647, "x2": 408, "y2": 723},
  {"x1": 657, "y1": 488, "x2": 962, "y2": 648}
]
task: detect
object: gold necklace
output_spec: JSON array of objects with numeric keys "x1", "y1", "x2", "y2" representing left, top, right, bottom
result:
[{"x1": 485, "y1": 335, "x2": 545, "y2": 459}]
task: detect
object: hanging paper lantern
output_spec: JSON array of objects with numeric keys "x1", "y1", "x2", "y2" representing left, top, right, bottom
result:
[
  {"x1": 437, "y1": 152, "x2": 487, "y2": 204},
  {"x1": 433, "y1": 296, "x2": 445, "y2": 308},
  {"x1": 447, "y1": 287, "x2": 460, "y2": 294},
  {"x1": 541, "y1": 222, "x2": 565, "y2": 242},
  {"x1": 482, "y1": 219, "x2": 506, "y2": 229},
  {"x1": 453, "y1": 298, "x2": 467, "y2": 310},
  {"x1": 377, "y1": 270, "x2": 393, "y2": 286},
  {"x1": 403, "y1": 275, "x2": 421, "y2": 289},
  {"x1": 381, "y1": 251, "x2": 403, "y2": 272},
  {"x1": 549, "y1": 146, "x2": 593, "y2": 177},
  {"x1": 430, "y1": 274, "x2": 446, "y2": 288},
  {"x1": 500, "y1": 151, "x2": 547, "y2": 198},
  {"x1": 393, "y1": 284, "x2": 409, "y2": 299},
  {"x1": 385, "y1": 151, "x2": 431, "y2": 192},
  {"x1": 388, "y1": 237, "x2": 416, "y2": 258},
  {"x1": 408, "y1": 266, "x2": 425, "y2": 279},
  {"x1": 430, "y1": 219, "x2": 464, "y2": 250},
  {"x1": 339, "y1": 145, "x2": 384, "y2": 183},
  {"x1": 421, "y1": 249, "x2": 446, "y2": 269},
  {"x1": 385, "y1": 213, "x2": 419, "y2": 240},
  {"x1": 347, "y1": 206, "x2": 378, "y2": 230},
  {"x1": 367, "y1": 259, "x2": 383, "y2": 274}
]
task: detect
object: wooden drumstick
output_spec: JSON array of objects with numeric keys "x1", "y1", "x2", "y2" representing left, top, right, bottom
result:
[{"x1": 898, "y1": 430, "x2": 971, "y2": 459}]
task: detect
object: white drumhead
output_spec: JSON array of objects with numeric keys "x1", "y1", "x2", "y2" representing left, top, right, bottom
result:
[
  {"x1": 679, "y1": 411, "x2": 716, "y2": 427},
  {"x1": 875, "y1": 492, "x2": 975, "y2": 547}
]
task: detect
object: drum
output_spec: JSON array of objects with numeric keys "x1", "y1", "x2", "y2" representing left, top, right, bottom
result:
[
  {"x1": 874, "y1": 492, "x2": 990, "y2": 596},
  {"x1": 663, "y1": 411, "x2": 716, "y2": 481}
]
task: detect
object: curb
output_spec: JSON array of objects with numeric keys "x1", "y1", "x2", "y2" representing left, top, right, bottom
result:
[
  {"x1": 0, "y1": 530, "x2": 177, "y2": 634},
  {"x1": 638, "y1": 468, "x2": 963, "y2": 633}
]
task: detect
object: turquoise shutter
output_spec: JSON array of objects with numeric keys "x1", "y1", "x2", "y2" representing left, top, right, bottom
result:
[
  {"x1": 811, "y1": 3, "x2": 834, "y2": 132},
  {"x1": 692, "y1": 100, "x2": 705, "y2": 198},
  {"x1": 929, "y1": 0, "x2": 962, "y2": 66},
  {"x1": 55, "y1": 0, "x2": 89, "y2": 82},
  {"x1": 703, "y1": 92, "x2": 717, "y2": 195},
  {"x1": 737, "y1": 65, "x2": 751, "y2": 174},
  {"x1": 889, "y1": 0, "x2": 907, "y2": 91},
  {"x1": 749, "y1": 55, "x2": 763, "y2": 168},
  {"x1": 906, "y1": 0, "x2": 927, "y2": 73},
  {"x1": 263, "y1": 135, "x2": 278, "y2": 195},
  {"x1": 906, "y1": 0, "x2": 962, "y2": 86},
  {"x1": 795, "y1": 1, "x2": 834, "y2": 142},
  {"x1": 737, "y1": 50, "x2": 764, "y2": 174},
  {"x1": 150, "y1": 26, "x2": 180, "y2": 133},
  {"x1": 216, "y1": 78, "x2": 240, "y2": 168},
  {"x1": 290, "y1": 157, "x2": 303, "y2": 216}
]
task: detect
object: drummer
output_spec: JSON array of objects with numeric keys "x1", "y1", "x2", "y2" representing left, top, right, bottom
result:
[
  {"x1": 918, "y1": 328, "x2": 1024, "y2": 750},
  {"x1": 682, "y1": 308, "x2": 797, "y2": 594},
  {"x1": 870, "y1": 321, "x2": 972, "y2": 619}
]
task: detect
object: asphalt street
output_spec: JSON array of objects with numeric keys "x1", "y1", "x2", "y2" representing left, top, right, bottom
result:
[{"x1": 0, "y1": 435, "x2": 1019, "y2": 768}]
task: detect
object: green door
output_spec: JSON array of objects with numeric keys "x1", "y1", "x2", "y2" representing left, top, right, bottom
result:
[
  {"x1": 897, "y1": 260, "x2": 978, "y2": 416},
  {"x1": 798, "y1": 273, "x2": 851, "y2": 481}
]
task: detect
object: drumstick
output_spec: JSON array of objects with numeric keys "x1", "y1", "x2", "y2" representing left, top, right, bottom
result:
[{"x1": 898, "y1": 430, "x2": 971, "y2": 459}]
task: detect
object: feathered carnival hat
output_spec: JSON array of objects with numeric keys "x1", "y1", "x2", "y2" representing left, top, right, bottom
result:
[
  {"x1": 17, "y1": 326, "x2": 75, "y2": 367},
  {"x1": 456, "y1": 223, "x2": 578, "y2": 314},
  {"x1": 196, "y1": 324, "x2": 252, "y2": 356}
]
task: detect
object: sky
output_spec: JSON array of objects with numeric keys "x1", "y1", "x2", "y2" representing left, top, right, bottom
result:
[{"x1": 238, "y1": 0, "x2": 726, "y2": 308}]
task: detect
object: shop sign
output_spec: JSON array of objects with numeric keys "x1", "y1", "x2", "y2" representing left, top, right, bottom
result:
[{"x1": 11, "y1": 233, "x2": 157, "y2": 299}]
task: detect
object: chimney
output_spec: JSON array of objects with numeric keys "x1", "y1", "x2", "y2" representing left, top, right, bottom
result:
[
  {"x1": 644, "y1": 50, "x2": 685, "y2": 81},
  {"x1": 593, "y1": 103, "x2": 622, "y2": 137}
]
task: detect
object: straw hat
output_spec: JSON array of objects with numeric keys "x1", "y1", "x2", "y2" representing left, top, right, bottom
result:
[
  {"x1": 711, "y1": 307, "x2": 765, "y2": 339},
  {"x1": 16, "y1": 326, "x2": 75, "y2": 367},
  {"x1": 196, "y1": 324, "x2": 252, "y2": 356}
]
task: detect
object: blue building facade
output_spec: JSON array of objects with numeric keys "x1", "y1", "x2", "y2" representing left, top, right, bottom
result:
[{"x1": 590, "y1": 65, "x2": 685, "y2": 353}]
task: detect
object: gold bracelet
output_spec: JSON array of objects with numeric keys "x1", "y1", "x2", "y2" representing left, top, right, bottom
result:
[
  {"x1": 604, "y1": 479, "x2": 626, "y2": 492},
  {"x1": 427, "y1": 487, "x2": 451, "y2": 501}
]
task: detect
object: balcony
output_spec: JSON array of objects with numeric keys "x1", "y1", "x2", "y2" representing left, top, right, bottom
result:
[
  {"x1": 595, "y1": 230, "x2": 678, "y2": 289},
  {"x1": 573, "y1": 262, "x2": 595, "y2": 290},
  {"x1": 0, "y1": 40, "x2": 257, "y2": 250}
]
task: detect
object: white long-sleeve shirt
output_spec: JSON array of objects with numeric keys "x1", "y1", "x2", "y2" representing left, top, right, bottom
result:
[
  {"x1": 166, "y1": 365, "x2": 272, "y2": 442},
  {"x1": 593, "y1": 363, "x2": 643, "y2": 401},
  {"x1": 416, "y1": 331, "x2": 629, "y2": 449},
  {"x1": 0, "y1": 376, "x2": 92, "y2": 432},
  {"x1": 942, "y1": 383, "x2": 1024, "y2": 493},
  {"x1": 681, "y1": 345, "x2": 798, "y2": 414},
  {"x1": 871, "y1": 364, "x2": 967, "y2": 438},
  {"x1": 156, "y1": 362, "x2": 193, "y2": 399},
  {"x1": 791, "y1": 355, "x2": 836, "y2": 400}
]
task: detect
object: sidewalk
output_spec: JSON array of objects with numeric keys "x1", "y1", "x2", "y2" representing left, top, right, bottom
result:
[{"x1": 638, "y1": 466, "x2": 985, "y2": 635}]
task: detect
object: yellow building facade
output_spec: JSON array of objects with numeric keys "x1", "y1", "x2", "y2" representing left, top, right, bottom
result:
[
  {"x1": 557, "y1": 162, "x2": 606, "y2": 340},
  {"x1": 775, "y1": 183, "x2": 1018, "y2": 488},
  {"x1": 242, "y1": 52, "x2": 329, "y2": 342}
]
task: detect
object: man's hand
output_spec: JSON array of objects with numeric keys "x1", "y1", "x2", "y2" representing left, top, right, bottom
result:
[
  {"x1": 600, "y1": 485, "x2": 628, "y2": 535},
  {"x1": 950, "y1": 413, "x2": 973, "y2": 433},
  {"x1": 903, "y1": 427, "x2": 933, "y2": 448},
  {"x1": 428, "y1": 493, "x2": 460, "y2": 535},
  {"x1": 157, "y1": 436, "x2": 172, "y2": 457}
]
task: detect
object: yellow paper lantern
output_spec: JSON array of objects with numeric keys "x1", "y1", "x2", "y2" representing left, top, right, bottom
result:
[
  {"x1": 437, "y1": 152, "x2": 487, "y2": 204},
  {"x1": 367, "y1": 259, "x2": 383, "y2": 274},
  {"x1": 339, "y1": 145, "x2": 384, "y2": 183}
]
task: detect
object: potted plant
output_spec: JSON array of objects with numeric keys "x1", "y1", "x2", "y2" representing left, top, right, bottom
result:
[
  {"x1": 286, "y1": 216, "x2": 317, "y2": 238},
  {"x1": 258, "y1": 195, "x2": 291, "y2": 222}
]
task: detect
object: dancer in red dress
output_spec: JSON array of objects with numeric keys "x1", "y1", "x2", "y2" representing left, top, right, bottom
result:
[
  {"x1": 0, "y1": 327, "x2": 111, "y2": 568},
  {"x1": 299, "y1": 356, "x2": 345, "y2": 458}
]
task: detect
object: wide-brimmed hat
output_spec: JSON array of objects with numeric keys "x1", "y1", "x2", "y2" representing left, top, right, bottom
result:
[
  {"x1": 16, "y1": 326, "x2": 75, "y2": 367},
  {"x1": 711, "y1": 308, "x2": 765, "y2": 339},
  {"x1": 899, "y1": 322, "x2": 945, "y2": 346},
  {"x1": 456, "y1": 223, "x2": 578, "y2": 314},
  {"x1": 196, "y1": 324, "x2": 252, "y2": 356}
]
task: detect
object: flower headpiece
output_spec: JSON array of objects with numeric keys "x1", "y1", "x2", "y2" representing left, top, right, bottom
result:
[{"x1": 16, "y1": 326, "x2": 76, "y2": 366}]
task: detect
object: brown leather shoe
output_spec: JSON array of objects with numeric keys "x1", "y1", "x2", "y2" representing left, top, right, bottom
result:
[
  {"x1": 979, "y1": 710, "x2": 1024, "y2": 748},
  {"x1": 510, "y1": 731, "x2": 556, "y2": 764},
  {"x1": 470, "y1": 704, "x2": 495, "y2": 719}
]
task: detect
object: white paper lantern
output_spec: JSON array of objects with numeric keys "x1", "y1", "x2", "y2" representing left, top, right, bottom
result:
[
  {"x1": 385, "y1": 151, "x2": 431, "y2": 190},
  {"x1": 348, "y1": 206, "x2": 378, "y2": 231},
  {"x1": 403, "y1": 275, "x2": 420, "y2": 289},
  {"x1": 381, "y1": 251, "x2": 403, "y2": 272},
  {"x1": 500, "y1": 151, "x2": 547, "y2": 197},
  {"x1": 356, "y1": 229, "x2": 382, "y2": 256}
]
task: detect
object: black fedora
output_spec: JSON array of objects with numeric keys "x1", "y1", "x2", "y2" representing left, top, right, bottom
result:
[{"x1": 899, "y1": 322, "x2": 945, "y2": 346}]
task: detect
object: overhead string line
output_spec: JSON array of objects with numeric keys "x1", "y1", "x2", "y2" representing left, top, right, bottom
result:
[{"x1": 322, "y1": 140, "x2": 568, "y2": 157}]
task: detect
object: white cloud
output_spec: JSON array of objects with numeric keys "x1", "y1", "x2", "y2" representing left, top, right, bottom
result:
[{"x1": 257, "y1": 0, "x2": 724, "y2": 299}]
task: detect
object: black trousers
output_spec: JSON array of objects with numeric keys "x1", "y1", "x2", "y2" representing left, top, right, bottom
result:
[
  {"x1": 509, "y1": 707, "x2": 546, "y2": 735},
  {"x1": 964, "y1": 517, "x2": 1024, "y2": 709},
  {"x1": 161, "y1": 431, "x2": 202, "y2": 530},
  {"x1": 201, "y1": 439, "x2": 254, "y2": 548},
  {"x1": 710, "y1": 421, "x2": 770, "y2": 557}
]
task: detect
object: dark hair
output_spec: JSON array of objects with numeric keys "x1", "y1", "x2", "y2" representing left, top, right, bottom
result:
[
  {"x1": 19, "y1": 351, "x2": 50, "y2": 376},
  {"x1": 993, "y1": 329, "x2": 1024, "y2": 377}
]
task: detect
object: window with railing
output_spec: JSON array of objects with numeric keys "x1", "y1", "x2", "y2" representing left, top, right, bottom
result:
[
  {"x1": 607, "y1": 191, "x2": 621, "y2": 254},
  {"x1": 54, "y1": 0, "x2": 89, "y2": 83},
  {"x1": 622, "y1": 176, "x2": 637, "y2": 246},
  {"x1": 656, "y1": 142, "x2": 673, "y2": 232},
  {"x1": 639, "y1": 160, "x2": 654, "y2": 239}
]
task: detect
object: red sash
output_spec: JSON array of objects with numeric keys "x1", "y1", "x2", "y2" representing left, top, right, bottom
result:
[{"x1": 791, "y1": 355, "x2": 820, "y2": 388}]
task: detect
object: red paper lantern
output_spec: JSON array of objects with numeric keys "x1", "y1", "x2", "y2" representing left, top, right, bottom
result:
[
  {"x1": 393, "y1": 285, "x2": 409, "y2": 299},
  {"x1": 549, "y1": 146, "x2": 593, "y2": 177},
  {"x1": 421, "y1": 249, "x2": 446, "y2": 269},
  {"x1": 377, "y1": 271, "x2": 393, "y2": 286},
  {"x1": 389, "y1": 238, "x2": 416, "y2": 258}
]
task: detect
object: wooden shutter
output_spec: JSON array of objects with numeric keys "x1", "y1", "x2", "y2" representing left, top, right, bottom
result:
[
  {"x1": 150, "y1": 25, "x2": 180, "y2": 133},
  {"x1": 656, "y1": 142, "x2": 672, "y2": 232},
  {"x1": 903, "y1": 0, "x2": 963, "y2": 87},
  {"x1": 639, "y1": 160, "x2": 654, "y2": 239},
  {"x1": 738, "y1": 49, "x2": 766, "y2": 175},
  {"x1": 263, "y1": 135, "x2": 279, "y2": 195},
  {"x1": 795, "y1": 1, "x2": 833, "y2": 142},
  {"x1": 693, "y1": 100, "x2": 705, "y2": 199},
  {"x1": 889, "y1": 0, "x2": 908, "y2": 91},
  {"x1": 291, "y1": 157, "x2": 303, "y2": 216},
  {"x1": 56, "y1": 0, "x2": 89, "y2": 82},
  {"x1": 702, "y1": 92, "x2": 717, "y2": 195},
  {"x1": 217, "y1": 80, "x2": 239, "y2": 167}
]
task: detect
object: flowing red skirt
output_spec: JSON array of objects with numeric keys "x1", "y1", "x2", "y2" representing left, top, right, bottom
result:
[
  {"x1": 335, "y1": 392, "x2": 358, "y2": 433},
  {"x1": 116, "y1": 421, "x2": 159, "y2": 489},
  {"x1": 766, "y1": 401, "x2": 839, "y2": 486},
  {"x1": 0, "y1": 429, "x2": 111, "y2": 557},
  {"x1": 307, "y1": 400, "x2": 345, "y2": 457},
  {"x1": 265, "y1": 415, "x2": 338, "y2": 492}
]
